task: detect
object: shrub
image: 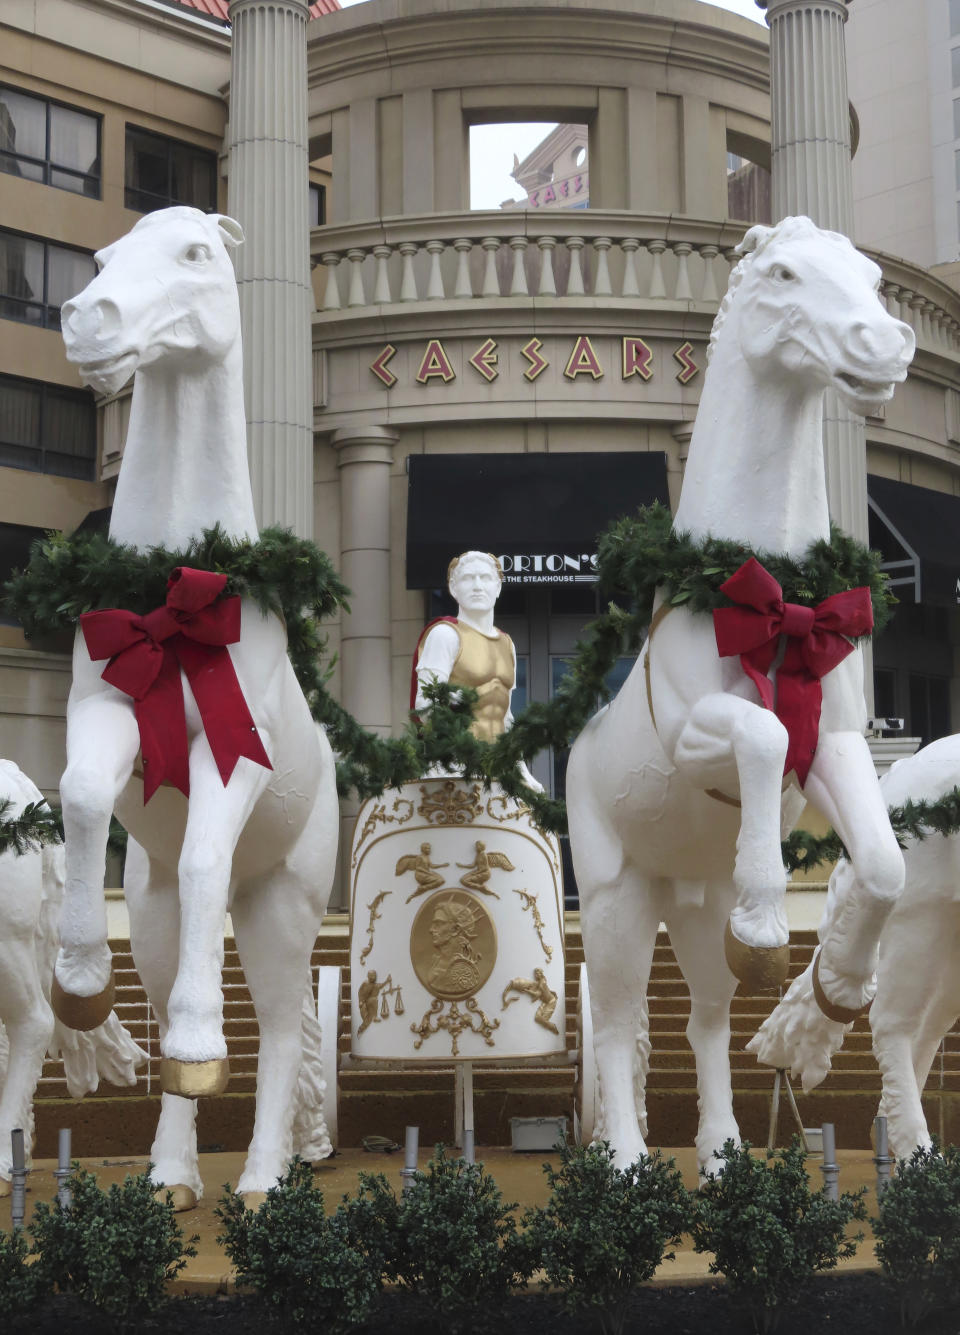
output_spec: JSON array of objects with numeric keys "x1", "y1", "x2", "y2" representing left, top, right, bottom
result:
[
  {"x1": 29, "y1": 1165, "x2": 196, "y2": 1330},
  {"x1": 689, "y1": 1138, "x2": 866, "y2": 1335},
  {"x1": 523, "y1": 1139, "x2": 692, "y2": 1335},
  {"x1": 362, "y1": 1144, "x2": 530, "y2": 1334},
  {"x1": 0, "y1": 1225, "x2": 47, "y2": 1321},
  {"x1": 215, "y1": 1157, "x2": 381, "y2": 1332},
  {"x1": 873, "y1": 1141, "x2": 960, "y2": 1328}
]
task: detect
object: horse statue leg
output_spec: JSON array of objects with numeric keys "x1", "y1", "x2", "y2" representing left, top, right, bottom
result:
[
  {"x1": 55, "y1": 692, "x2": 141, "y2": 1028},
  {"x1": 749, "y1": 731, "x2": 903, "y2": 1088},
  {"x1": 230, "y1": 764, "x2": 337, "y2": 1202},
  {"x1": 673, "y1": 694, "x2": 792, "y2": 975},
  {"x1": 124, "y1": 838, "x2": 204, "y2": 1209},
  {"x1": 666, "y1": 882, "x2": 741, "y2": 1172},
  {"x1": 161, "y1": 737, "x2": 274, "y2": 1096}
]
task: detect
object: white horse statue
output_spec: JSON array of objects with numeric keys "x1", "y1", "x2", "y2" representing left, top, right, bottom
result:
[
  {"x1": 566, "y1": 216, "x2": 916, "y2": 1169},
  {"x1": 753, "y1": 734, "x2": 960, "y2": 1158},
  {"x1": 0, "y1": 760, "x2": 144, "y2": 1192},
  {"x1": 56, "y1": 206, "x2": 339, "y2": 1204}
]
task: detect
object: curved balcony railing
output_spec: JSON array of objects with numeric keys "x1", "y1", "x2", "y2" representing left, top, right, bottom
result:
[{"x1": 310, "y1": 210, "x2": 960, "y2": 361}]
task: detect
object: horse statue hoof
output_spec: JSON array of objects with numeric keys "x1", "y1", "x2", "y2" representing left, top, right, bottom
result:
[
  {"x1": 51, "y1": 972, "x2": 116, "y2": 1031},
  {"x1": 157, "y1": 1184, "x2": 198, "y2": 1212},
  {"x1": 240, "y1": 1191, "x2": 268, "y2": 1211},
  {"x1": 811, "y1": 950, "x2": 872, "y2": 1024},
  {"x1": 723, "y1": 921, "x2": 790, "y2": 990},
  {"x1": 160, "y1": 1057, "x2": 230, "y2": 1098}
]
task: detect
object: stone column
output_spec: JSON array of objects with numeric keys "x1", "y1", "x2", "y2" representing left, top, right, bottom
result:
[
  {"x1": 227, "y1": 0, "x2": 313, "y2": 538},
  {"x1": 758, "y1": 0, "x2": 873, "y2": 709},
  {"x1": 330, "y1": 425, "x2": 398, "y2": 909}
]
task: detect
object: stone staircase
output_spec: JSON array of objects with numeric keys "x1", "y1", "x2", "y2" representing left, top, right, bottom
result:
[{"x1": 31, "y1": 921, "x2": 960, "y2": 1157}]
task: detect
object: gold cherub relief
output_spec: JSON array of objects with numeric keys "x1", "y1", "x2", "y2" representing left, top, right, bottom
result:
[
  {"x1": 456, "y1": 840, "x2": 515, "y2": 898},
  {"x1": 501, "y1": 968, "x2": 560, "y2": 1035},
  {"x1": 395, "y1": 841, "x2": 449, "y2": 903}
]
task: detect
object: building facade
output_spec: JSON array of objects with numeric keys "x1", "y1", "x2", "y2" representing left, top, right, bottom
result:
[{"x1": 1, "y1": 0, "x2": 960, "y2": 912}]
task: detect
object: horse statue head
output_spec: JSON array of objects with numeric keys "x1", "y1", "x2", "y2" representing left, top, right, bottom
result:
[
  {"x1": 61, "y1": 207, "x2": 245, "y2": 397},
  {"x1": 708, "y1": 215, "x2": 915, "y2": 415}
]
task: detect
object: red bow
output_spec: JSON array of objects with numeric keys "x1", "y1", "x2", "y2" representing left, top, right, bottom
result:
[
  {"x1": 712, "y1": 558, "x2": 873, "y2": 786},
  {"x1": 80, "y1": 567, "x2": 272, "y2": 802}
]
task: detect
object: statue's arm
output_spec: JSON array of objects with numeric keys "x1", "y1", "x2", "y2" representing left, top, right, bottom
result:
[{"x1": 414, "y1": 622, "x2": 461, "y2": 712}]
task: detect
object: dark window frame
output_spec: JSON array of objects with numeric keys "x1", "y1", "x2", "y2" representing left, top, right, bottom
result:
[
  {"x1": 0, "y1": 373, "x2": 97, "y2": 481},
  {"x1": 124, "y1": 124, "x2": 217, "y2": 214},
  {"x1": 0, "y1": 83, "x2": 102, "y2": 197},
  {"x1": 0, "y1": 227, "x2": 96, "y2": 330},
  {"x1": 309, "y1": 182, "x2": 327, "y2": 227}
]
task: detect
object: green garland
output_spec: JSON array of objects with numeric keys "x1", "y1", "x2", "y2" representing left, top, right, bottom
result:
[
  {"x1": 0, "y1": 507, "x2": 896, "y2": 838},
  {"x1": 783, "y1": 784, "x2": 960, "y2": 874},
  {"x1": 0, "y1": 798, "x2": 63, "y2": 856}
]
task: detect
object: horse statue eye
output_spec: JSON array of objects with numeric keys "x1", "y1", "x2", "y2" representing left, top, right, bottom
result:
[
  {"x1": 775, "y1": 266, "x2": 796, "y2": 282},
  {"x1": 184, "y1": 244, "x2": 210, "y2": 264}
]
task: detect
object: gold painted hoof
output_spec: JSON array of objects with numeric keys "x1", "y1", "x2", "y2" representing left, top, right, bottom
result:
[
  {"x1": 240, "y1": 1191, "x2": 268, "y2": 1212},
  {"x1": 723, "y1": 921, "x2": 790, "y2": 990},
  {"x1": 160, "y1": 1057, "x2": 230, "y2": 1098},
  {"x1": 0, "y1": 1177, "x2": 10, "y2": 1198},
  {"x1": 812, "y1": 951, "x2": 872, "y2": 1024},
  {"x1": 157, "y1": 1184, "x2": 198, "y2": 1212},
  {"x1": 51, "y1": 971, "x2": 116, "y2": 1031}
]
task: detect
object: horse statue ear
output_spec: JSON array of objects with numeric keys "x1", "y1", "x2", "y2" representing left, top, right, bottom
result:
[
  {"x1": 213, "y1": 215, "x2": 245, "y2": 249},
  {"x1": 735, "y1": 224, "x2": 774, "y2": 257}
]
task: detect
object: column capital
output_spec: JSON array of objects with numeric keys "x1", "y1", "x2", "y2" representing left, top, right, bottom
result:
[
  {"x1": 229, "y1": 0, "x2": 310, "y2": 17},
  {"x1": 756, "y1": 0, "x2": 851, "y2": 17},
  {"x1": 331, "y1": 425, "x2": 399, "y2": 468}
]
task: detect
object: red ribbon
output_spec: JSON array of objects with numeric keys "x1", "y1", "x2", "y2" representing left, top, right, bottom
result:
[
  {"x1": 712, "y1": 557, "x2": 873, "y2": 786},
  {"x1": 80, "y1": 567, "x2": 272, "y2": 803}
]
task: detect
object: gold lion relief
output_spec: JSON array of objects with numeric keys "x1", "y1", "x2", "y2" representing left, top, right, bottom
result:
[{"x1": 410, "y1": 889, "x2": 497, "y2": 1001}]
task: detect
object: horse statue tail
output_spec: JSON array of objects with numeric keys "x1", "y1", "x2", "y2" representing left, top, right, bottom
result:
[
  {"x1": 291, "y1": 979, "x2": 334, "y2": 1162},
  {"x1": 590, "y1": 990, "x2": 651, "y2": 1145},
  {"x1": 39, "y1": 839, "x2": 147, "y2": 1097}
]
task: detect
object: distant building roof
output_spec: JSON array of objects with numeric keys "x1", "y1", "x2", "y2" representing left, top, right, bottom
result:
[{"x1": 174, "y1": 0, "x2": 339, "y2": 20}]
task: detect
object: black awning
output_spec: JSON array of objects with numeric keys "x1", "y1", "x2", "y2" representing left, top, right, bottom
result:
[
  {"x1": 406, "y1": 451, "x2": 670, "y2": 588},
  {"x1": 867, "y1": 475, "x2": 960, "y2": 606}
]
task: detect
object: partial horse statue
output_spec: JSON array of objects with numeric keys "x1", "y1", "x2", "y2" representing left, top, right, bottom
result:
[
  {"x1": 566, "y1": 216, "x2": 915, "y2": 1169},
  {"x1": 752, "y1": 735, "x2": 960, "y2": 1158},
  {"x1": 0, "y1": 760, "x2": 144, "y2": 1193},
  {"x1": 56, "y1": 207, "x2": 339, "y2": 1204}
]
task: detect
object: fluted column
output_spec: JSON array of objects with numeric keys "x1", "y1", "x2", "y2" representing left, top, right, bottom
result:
[
  {"x1": 332, "y1": 427, "x2": 398, "y2": 737},
  {"x1": 227, "y1": 0, "x2": 313, "y2": 538},
  {"x1": 758, "y1": 0, "x2": 872, "y2": 707}
]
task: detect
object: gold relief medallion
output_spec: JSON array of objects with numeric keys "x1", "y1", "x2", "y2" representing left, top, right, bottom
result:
[
  {"x1": 410, "y1": 889, "x2": 497, "y2": 1001},
  {"x1": 418, "y1": 780, "x2": 483, "y2": 825}
]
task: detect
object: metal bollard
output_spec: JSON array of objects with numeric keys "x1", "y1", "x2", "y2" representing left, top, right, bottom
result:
[
  {"x1": 400, "y1": 1125, "x2": 419, "y2": 1194},
  {"x1": 54, "y1": 1128, "x2": 73, "y2": 1208},
  {"x1": 819, "y1": 1122, "x2": 839, "y2": 1202},
  {"x1": 873, "y1": 1116, "x2": 893, "y2": 1196},
  {"x1": 462, "y1": 1128, "x2": 475, "y2": 1165},
  {"x1": 10, "y1": 1128, "x2": 27, "y2": 1230}
]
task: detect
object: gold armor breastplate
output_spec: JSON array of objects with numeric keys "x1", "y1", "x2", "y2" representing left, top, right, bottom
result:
[{"x1": 448, "y1": 622, "x2": 515, "y2": 742}]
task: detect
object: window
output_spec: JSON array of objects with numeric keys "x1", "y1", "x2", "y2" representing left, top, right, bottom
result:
[
  {"x1": 909, "y1": 672, "x2": 951, "y2": 748},
  {"x1": 309, "y1": 182, "x2": 326, "y2": 227},
  {"x1": 0, "y1": 374, "x2": 96, "y2": 480},
  {"x1": 0, "y1": 229, "x2": 96, "y2": 330},
  {"x1": 952, "y1": 45, "x2": 960, "y2": 89},
  {"x1": 125, "y1": 126, "x2": 217, "y2": 214},
  {"x1": 951, "y1": 0, "x2": 960, "y2": 37},
  {"x1": 0, "y1": 85, "x2": 101, "y2": 197}
]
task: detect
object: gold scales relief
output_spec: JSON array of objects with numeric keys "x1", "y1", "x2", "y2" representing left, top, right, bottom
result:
[{"x1": 349, "y1": 778, "x2": 566, "y2": 1060}]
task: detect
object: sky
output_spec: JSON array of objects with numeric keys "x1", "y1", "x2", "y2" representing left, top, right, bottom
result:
[{"x1": 334, "y1": 0, "x2": 766, "y2": 208}]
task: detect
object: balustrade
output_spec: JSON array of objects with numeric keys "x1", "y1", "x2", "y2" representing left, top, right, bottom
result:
[{"x1": 312, "y1": 213, "x2": 960, "y2": 360}]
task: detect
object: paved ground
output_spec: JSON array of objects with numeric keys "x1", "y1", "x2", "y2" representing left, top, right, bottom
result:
[{"x1": 2, "y1": 1146, "x2": 889, "y2": 1294}]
